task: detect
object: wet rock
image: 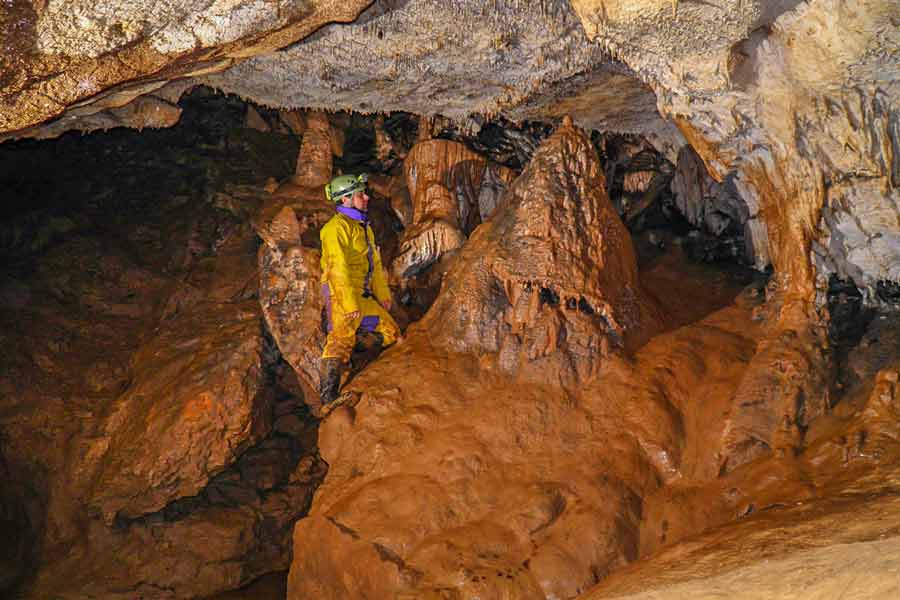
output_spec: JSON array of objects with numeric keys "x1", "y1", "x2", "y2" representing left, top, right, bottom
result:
[{"x1": 287, "y1": 119, "x2": 693, "y2": 600}]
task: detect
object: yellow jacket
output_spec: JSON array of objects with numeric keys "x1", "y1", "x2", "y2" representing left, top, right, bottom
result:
[{"x1": 319, "y1": 212, "x2": 390, "y2": 314}]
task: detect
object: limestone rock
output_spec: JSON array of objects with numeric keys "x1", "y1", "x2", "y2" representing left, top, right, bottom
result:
[
  {"x1": 671, "y1": 145, "x2": 767, "y2": 267},
  {"x1": 392, "y1": 139, "x2": 514, "y2": 284},
  {"x1": 816, "y1": 179, "x2": 900, "y2": 295},
  {"x1": 254, "y1": 188, "x2": 336, "y2": 407},
  {"x1": 0, "y1": 0, "x2": 372, "y2": 136},
  {"x1": 245, "y1": 105, "x2": 271, "y2": 132},
  {"x1": 259, "y1": 240, "x2": 327, "y2": 402},
  {"x1": 286, "y1": 120, "x2": 694, "y2": 600},
  {"x1": 203, "y1": 1, "x2": 611, "y2": 125},
  {"x1": 89, "y1": 300, "x2": 272, "y2": 523},
  {"x1": 292, "y1": 111, "x2": 336, "y2": 187},
  {"x1": 279, "y1": 109, "x2": 307, "y2": 136},
  {"x1": 419, "y1": 119, "x2": 663, "y2": 383}
]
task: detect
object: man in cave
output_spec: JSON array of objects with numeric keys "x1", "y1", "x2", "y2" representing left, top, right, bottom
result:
[{"x1": 318, "y1": 173, "x2": 400, "y2": 415}]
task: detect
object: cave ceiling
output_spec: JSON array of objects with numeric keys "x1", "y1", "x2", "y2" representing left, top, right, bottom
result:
[
  {"x1": 1, "y1": 0, "x2": 794, "y2": 143},
  {"x1": 2, "y1": 0, "x2": 899, "y2": 292}
]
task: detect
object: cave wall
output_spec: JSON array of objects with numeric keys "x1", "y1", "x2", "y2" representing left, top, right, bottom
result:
[{"x1": 572, "y1": 0, "x2": 900, "y2": 303}]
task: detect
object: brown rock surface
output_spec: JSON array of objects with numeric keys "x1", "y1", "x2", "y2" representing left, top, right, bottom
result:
[
  {"x1": 88, "y1": 299, "x2": 272, "y2": 523},
  {"x1": 0, "y1": 103, "x2": 325, "y2": 599},
  {"x1": 286, "y1": 121, "x2": 686, "y2": 600},
  {"x1": 292, "y1": 111, "x2": 338, "y2": 187},
  {"x1": 392, "y1": 139, "x2": 515, "y2": 285},
  {"x1": 584, "y1": 359, "x2": 900, "y2": 600},
  {"x1": 419, "y1": 119, "x2": 663, "y2": 378},
  {"x1": 256, "y1": 191, "x2": 333, "y2": 404}
]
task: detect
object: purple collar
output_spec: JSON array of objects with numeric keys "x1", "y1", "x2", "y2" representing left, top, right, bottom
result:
[{"x1": 336, "y1": 205, "x2": 369, "y2": 223}]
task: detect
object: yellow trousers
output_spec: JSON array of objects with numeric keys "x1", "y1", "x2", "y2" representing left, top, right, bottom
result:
[{"x1": 321, "y1": 284, "x2": 400, "y2": 362}]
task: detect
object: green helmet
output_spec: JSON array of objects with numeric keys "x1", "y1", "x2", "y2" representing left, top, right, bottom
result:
[{"x1": 325, "y1": 173, "x2": 368, "y2": 203}]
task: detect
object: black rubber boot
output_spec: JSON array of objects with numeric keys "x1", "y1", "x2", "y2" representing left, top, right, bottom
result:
[
  {"x1": 371, "y1": 331, "x2": 385, "y2": 351},
  {"x1": 318, "y1": 358, "x2": 343, "y2": 407}
]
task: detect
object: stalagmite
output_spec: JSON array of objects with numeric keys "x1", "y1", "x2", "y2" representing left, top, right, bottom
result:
[
  {"x1": 2, "y1": 1, "x2": 900, "y2": 599},
  {"x1": 287, "y1": 119, "x2": 674, "y2": 600},
  {"x1": 419, "y1": 117, "x2": 664, "y2": 379}
]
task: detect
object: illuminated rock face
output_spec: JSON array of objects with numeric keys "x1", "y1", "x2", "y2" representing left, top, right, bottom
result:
[
  {"x1": 88, "y1": 300, "x2": 273, "y2": 523},
  {"x1": 286, "y1": 121, "x2": 674, "y2": 600},
  {"x1": 2, "y1": 0, "x2": 898, "y2": 296},
  {"x1": 0, "y1": 0, "x2": 372, "y2": 137},
  {"x1": 420, "y1": 119, "x2": 664, "y2": 383},
  {"x1": 2, "y1": 2, "x2": 900, "y2": 599},
  {"x1": 392, "y1": 139, "x2": 515, "y2": 286}
]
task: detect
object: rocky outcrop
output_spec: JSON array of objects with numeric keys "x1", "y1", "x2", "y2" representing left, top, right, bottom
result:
[
  {"x1": 285, "y1": 120, "x2": 683, "y2": 600},
  {"x1": 256, "y1": 192, "x2": 333, "y2": 408},
  {"x1": 586, "y1": 354, "x2": 900, "y2": 600},
  {"x1": 419, "y1": 119, "x2": 663, "y2": 382},
  {"x1": 0, "y1": 0, "x2": 371, "y2": 137},
  {"x1": 0, "y1": 101, "x2": 325, "y2": 599},
  {"x1": 88, "y1": 300, "x2": 273, "y2": 523},
  {"x1": 392, "y1": 139, "x2": 515, "y2": 285},
  {"x1": 817, "y1": 181, "x2": 900, "y2": 299}
]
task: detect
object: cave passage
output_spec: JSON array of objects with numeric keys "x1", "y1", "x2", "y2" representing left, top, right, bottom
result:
[{"x1": 2, "y1": 86, "x2": 898, "y2": 600}]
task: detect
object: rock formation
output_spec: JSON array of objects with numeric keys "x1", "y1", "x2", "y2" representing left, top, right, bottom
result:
[
  {"x1": 292, "y1": 111, "x2": 340, "y2": 187},
  {"x1": 419, "y1": 119, "x2": 664, "y2": 380},
  {"x1": 2, "y1": 1, "x2": 900, "y2": 599},
  {"x1": 0, "y1": 99, "x2": 326, "y2": 599},
  {"x1": 286, "y1": 120, "x2": 671, "y2": 600},
  {"x1": 392, "y1": 139, "x2": 515, "y2": 286}
]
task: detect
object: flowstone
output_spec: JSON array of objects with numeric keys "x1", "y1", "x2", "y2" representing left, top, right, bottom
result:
[{"x1": 286, "y1": 119, "x2": 675, "y2": 600}]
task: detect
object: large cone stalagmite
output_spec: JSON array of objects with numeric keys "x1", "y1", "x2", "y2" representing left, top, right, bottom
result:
[
  {"x1": 287, "y1": 119, "x2": 673, "y2": 600},
  {"x1": 420, "y1": 117, "x2": 663, "y2": 383}
]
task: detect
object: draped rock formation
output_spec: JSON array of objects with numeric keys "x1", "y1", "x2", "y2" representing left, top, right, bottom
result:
[
  {"x1": 392, "y1": 139, "x2": 515, "y2": 285},
  {"x1": 2, "y1": 1, "x2": 900, "y2": 599},
  {"x1": 286, "y1": 120, "x2": 677, "y2": 600},
  {"x1": 419, "y1": 119, "x2": 664, "y2": 382}
]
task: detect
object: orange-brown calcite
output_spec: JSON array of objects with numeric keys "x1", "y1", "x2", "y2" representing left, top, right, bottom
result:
[
  {"x1": 286, "y1": 121, "x2": 750, "y2": 600},
  {"x1": 418, "y1": 119, "x2": 664, "y2": 381},
  {"x1": 585, "y1": 359, "x2": 900, "y2": 600},
  {"x1": 392, "y1": 138, "x2": 515, "y2": 284}
]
